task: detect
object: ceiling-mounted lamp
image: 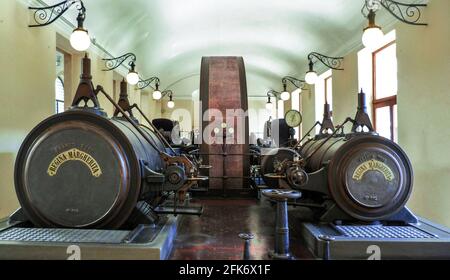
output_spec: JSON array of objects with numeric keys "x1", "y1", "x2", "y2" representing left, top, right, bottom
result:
[
  {"x1": 305, "y1": 52, "x2": 344, "y2": 85},
  {"x1": 29, "y1": 0, "x2": 91, "y2": 51},
  {"x1": 282, "y1": 76, "x2": 306, "y2": 95},
  {"x1": 361, "y1": 0, "x2": 427, "y2": 49},
  {"x1": 103, "y1": 53, "x2": 139, "y2": 85}
]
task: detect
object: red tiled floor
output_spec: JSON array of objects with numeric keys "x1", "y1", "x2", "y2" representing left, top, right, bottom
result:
[{"x1": 169, "y1": 198, "x2": 313, "y2": 260}]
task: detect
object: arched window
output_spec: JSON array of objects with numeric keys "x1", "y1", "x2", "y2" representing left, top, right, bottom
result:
[{"x1": 55, "y1": 76, "x2": 64, "y2": 113}]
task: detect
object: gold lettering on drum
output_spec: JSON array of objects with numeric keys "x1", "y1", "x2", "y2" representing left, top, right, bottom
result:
[
  {"x1": 352, "y1": 159, "x2": 394, "y2": 182},
  {"x1": 47, "y1": 148, "x2": 102, "y2": 177}
]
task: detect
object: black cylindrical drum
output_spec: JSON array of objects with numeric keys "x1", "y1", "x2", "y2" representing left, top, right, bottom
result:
[
  {"x1": 14, "y1": 109, "x2": 165, "y2": 229},
  {"x1": 299, "y1": 134, "x2": 413, "y2": 221}
]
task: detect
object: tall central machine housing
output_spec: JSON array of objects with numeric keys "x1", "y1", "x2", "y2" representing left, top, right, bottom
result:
[{"x1": 199, "y1": 57, "x2": 250, "y2": 195}]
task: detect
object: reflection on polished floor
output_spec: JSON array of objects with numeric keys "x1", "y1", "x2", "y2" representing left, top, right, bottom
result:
[{"x1": 170, "y1": 198, "x2": 313, "y2": 260}]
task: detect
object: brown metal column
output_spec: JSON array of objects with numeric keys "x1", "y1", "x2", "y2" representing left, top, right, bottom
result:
[{"x1": 199, "y1": 57, "x2": 250, "y2": 196}]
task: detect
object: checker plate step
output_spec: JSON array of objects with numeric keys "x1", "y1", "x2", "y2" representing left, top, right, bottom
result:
[
  {"x1": 335, "y1": 225, "x2": 438, "y2": 239},
  {"x1": 0, "y1": 227, "x2": 129, "y2": 244}
]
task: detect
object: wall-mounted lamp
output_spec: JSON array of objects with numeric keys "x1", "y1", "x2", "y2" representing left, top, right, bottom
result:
[
  {"x1": 29, "y1": 0, "x2": 90, "y2": 51},
  {"x1": 282, "y1": 76, "x2": 306, "y2": 96},
  {"x1": 266, "y1": 95, "x2": 274, "y2": 110},
  {"x1": 167, "y1": 93, "x2": 175, "y2": 109},
  {"x1": 280, "y1": 83, "x2": 290, "y2": 101},
  {"x1": 305, "y1": 52, "x2": 344, "y2": 85},
  {"x1": 152, "y1": 83, "x2": 163, "y2": 100},
  {"x1": 148, "y1": 81, "x2": 175, "y2": 106},
  {"x1": 156, "y1": 90, "x2": 175, "y2": 108},
  {"x1": 137, "y1": 77, "x2": 162, "y2": 101},
  {"x1": 361, "y1": 0, "x2": 427, "y2": 49},
  {"x1": 266, "y1": 90, "x2": 279, "y2": 111},
  {"x1": 103, "y1": 53, "x2": 139, "y2": 85}
]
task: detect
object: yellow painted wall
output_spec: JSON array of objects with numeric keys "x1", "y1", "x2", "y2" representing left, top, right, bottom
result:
[
  {"x1": 138, "y1": 90, "x2": 162, "y2": 121},
  {"x1": 283, "y1": 98, "x2": 292, "y2": 113},
  {"x1": 396, "y1": 0, "x2": 450, "y2": 226},
  {"x1": 140, "y1": 90, "x2": 162, "y2": 121},
  {"x1": 332, "y1": 49, "x2": 361, "y2": 125},
  {"x1": 300, "y1": 87, "x2": 316, "y2": 139},
  {"x1": 0, "y1": 0, "x2": 56, "y2": 217},
  {"x1": 90, "y1": 56, "x2": 114, "y2": 116}
]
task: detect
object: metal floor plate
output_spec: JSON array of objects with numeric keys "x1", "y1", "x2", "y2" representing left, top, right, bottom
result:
[
  {"x1": 334, "y1": 225, "x2": 437, "y2": 239},
  {"x1": 0, "y1": 227, "x2": 130, "y2": 244}
]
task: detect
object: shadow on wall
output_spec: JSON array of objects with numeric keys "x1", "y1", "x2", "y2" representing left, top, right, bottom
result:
[{"x1": 0, "y1": 153, "x2": 19, "y2": 218}]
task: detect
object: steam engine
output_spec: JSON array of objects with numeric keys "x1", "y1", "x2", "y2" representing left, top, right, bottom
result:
[
  {"x1": 13, "y1": 56, "x2": 204, "y2": 229},
  {"x1": 261, "y1": 91, "x2": 415, "y2": 223}
]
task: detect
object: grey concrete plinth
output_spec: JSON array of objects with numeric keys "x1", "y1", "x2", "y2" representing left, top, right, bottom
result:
[{"x1": 0, "y1": 215, "x2": 179, "y2": 260}]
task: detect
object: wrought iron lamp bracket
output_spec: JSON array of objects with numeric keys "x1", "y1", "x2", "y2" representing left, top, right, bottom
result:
[
  {"x1": 361, "y1": 0, "x2": 428, "y2": 26},
  {"x1": 103, "y1": 53, "x2": 137, "y2": 72},
  {"x1": 282, "y1": 76, "x2": 306, "y2": 90},
  {"x1": 267, "y1": 90, "x2": 280, "y2": 99},
  {"x1": 29, "y1": 0, "x2": 85, "y2": 27},
  {"x1": 308, "y1": 52, "x2": 344, "y2": 71},
  {"x1": 161, "y1": 90, "x2": 173, "y2": 99},
  {"x1": 138, "y1": 77, "x2": 161, "y2": 90}
]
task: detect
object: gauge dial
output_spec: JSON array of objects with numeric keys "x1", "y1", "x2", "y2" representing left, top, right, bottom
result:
[{"x1": 285, "y1": 110, "x2": 302, "y2": 128}]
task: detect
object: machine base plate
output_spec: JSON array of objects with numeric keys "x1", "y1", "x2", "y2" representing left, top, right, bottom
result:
[
  {"x1": 299, "y1": 217, "x2": 450, "y2": 260},
  {"x1": 0, "y1": 215, "x2": 179, "y2": 260}
]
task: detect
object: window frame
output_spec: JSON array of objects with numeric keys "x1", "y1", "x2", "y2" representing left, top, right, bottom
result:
[{"x1": 372, "y1": 40, "x2": 397, "y2": 141}]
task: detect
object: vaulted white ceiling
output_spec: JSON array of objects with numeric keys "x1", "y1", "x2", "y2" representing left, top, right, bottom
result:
[{"x1": 45, "y1": 0, "x2": 394, "y2": 97}]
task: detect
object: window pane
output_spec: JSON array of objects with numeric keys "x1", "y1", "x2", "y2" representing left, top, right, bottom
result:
[
  {"x1": 376, "y1": 106, "x2": 391, "y2": 140},
  {"x1": 55, "y1": 78, "x2": 65, "y2": 113},
  {"x1": 57, "y1": 101, "x2": 65, "y2": 114},
  {"x1": 55, "y1": 78, "x2": 64, "y2": 100},
  {"x1": 277, "y1": 100, "x2": 284, "y2": 119},
  {"x1": 315, "y1": 70, "x2": 332, "y2": 130},
  {"x1": 325, "y1": 77, "x2": 332, "y2": 108},
  {"x1": 375, "y1": 43, "x2": 397, "y2": 99},
  {"x1": 393, "y1": 104, "x2": 398, "y2": 143},
  {"x1": 55, "y1": 51, "x2": 65, "y2": 114}
]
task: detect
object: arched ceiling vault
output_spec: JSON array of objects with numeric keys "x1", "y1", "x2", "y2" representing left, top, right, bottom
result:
[{"x1": 45, "y1": 0, "x2": 397, "y2": 97}]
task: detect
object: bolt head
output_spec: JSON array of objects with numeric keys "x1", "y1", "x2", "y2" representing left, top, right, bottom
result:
[{"x1": 239, "y1": 233, "x2": 254, "y2": 240}]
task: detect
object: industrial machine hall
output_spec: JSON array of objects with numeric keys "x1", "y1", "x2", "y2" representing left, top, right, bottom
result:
[{"x1": 0, "y1": 0, "x2": 449, "y2": 263}]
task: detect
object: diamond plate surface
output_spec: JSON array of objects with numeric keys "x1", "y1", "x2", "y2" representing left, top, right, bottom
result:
[
  {"x1": 335, "y1": 225, "x2": 437, "y2": 239},
  {"x1": 0, "y1": 227, "x2": 129, "y2": 244}
]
